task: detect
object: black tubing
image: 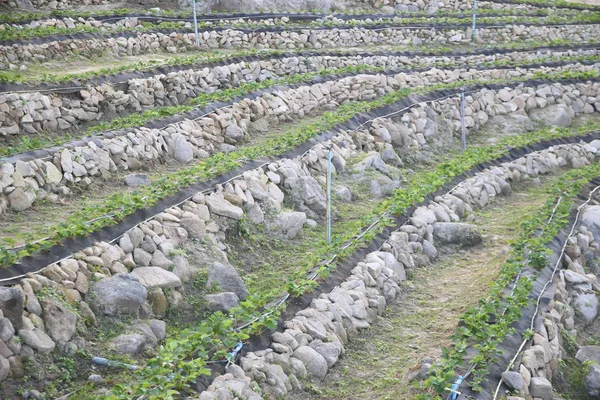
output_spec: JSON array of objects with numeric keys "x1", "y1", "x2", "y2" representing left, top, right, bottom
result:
[
  {"x1": 0, "y1": 76, "x2": 597, "y2": 283},
  {"x1": 3, "y1": 58, "x2": 598, "y2": 166},
  {"x1": 2, "y1": 19, "x2": 598, "y2": 47},
  {"x1": 2, "y1": 42, "x2": 599, "y2": 93}
]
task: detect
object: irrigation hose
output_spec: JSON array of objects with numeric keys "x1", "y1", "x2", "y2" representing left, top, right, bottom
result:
[{"x1": 490, "y1": 183, "x2": 600, "y2": 400}]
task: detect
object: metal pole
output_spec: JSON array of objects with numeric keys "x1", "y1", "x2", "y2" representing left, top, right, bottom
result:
[
  {"x1": 472, "y1": 0, "x2": 477, "y2": 42},
  {"x1": 460, "y1": 88, "x2": 467, "y2": 152},
  {"x1": 193, "y1": 0, "x2": 199, "y2": 46},
  {"x1": 326, "y1": 146, "x2": 332, "y2": 244}
]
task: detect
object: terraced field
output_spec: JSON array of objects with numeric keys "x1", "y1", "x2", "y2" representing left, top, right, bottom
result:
[{"x1": 2, "y1": 0, "x2": 600, "y2": 399}]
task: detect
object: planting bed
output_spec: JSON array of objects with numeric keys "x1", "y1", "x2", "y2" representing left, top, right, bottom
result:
[{"x1": 3, "y1": 0, "x2": 600, "y2": 399}]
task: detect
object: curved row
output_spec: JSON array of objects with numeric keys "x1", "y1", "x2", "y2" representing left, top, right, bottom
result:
[
  {"x1": 2, "y1": 47, "x2": 599, "y2": 137},
  {"x1": 0, "y1": 63, "x2": 597, "y2": 216},
  {"x1": 196, "y1": 144, "x2": 600, "y2": 400},
  {"x1": 2, "y1": 22, "x2": 599, "y2": 68},
  {"x1": 0, "y1": 78, "x2": 598, "y2": 396}
]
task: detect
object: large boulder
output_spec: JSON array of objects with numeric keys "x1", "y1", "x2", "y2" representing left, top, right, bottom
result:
[
  {"x1": 433, "y1": 222, "x2": 483, "y2": 247},
  {"x1": 87, "y1": 274, "x2": 147, "y2": 316},
  {"x1": 206, "y1": 263, "x2": 249, "y2": 300},
  {"x1": 42, "y1": 299, "x2": 77, "y2": 344},
  {"x1": 0, "y1": 287, "x2": 23, "y2": 330}
]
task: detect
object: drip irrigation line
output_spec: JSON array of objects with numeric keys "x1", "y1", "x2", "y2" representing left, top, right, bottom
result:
[
  {"x1": 5, "y1": 9, "x2": 579, "y2": 26},
  {"x1": 0, "y1": 76, "x2": 596, "y2": 284},
  {"x1": 4, "y1": 41, "x2": 600, "y2": 93},
  {"x1": 490, "y1": 183, "x2": 600, "y2": 400},
  {"x1": 5, "y1": 59, "x2": 588, "y2": 167},
  {"x1": 451, "y1": 194, "x2": 563, "y2": 392},
  {"x1": 3, "y1": 18, "x2": 600, "y2": 47}
]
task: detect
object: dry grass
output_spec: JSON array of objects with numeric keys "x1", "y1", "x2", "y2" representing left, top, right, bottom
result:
[{"x1": 291, "y1": 173, "x2": 565, "y2": 400}]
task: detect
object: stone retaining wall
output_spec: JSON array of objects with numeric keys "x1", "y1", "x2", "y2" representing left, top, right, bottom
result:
[
  {"x1": 2, "y1": 46, "x2": 598, "y2": 136},
  {"x1": 1, "y1": 23, "x2": 598, "y2": 69},
  {"x1": 199, "y1": 140, "x2": 600, "y2": 400},
  {"x1": 1, "y1": 65, "x2": 598, "y2": 214},
  {"x1": 493, "y1": 208, "x2": 600, "y2": 400},
  {"x1": 0, "y1": 78, "x2": 598, "y2": 387},
  {"x1": 3, "y1": 0, "x2": 107, "y2": 10}
]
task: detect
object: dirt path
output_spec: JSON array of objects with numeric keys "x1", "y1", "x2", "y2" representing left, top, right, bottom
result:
[{"x1": 290, "y1": 174, "x2": 564, "y2": 400}]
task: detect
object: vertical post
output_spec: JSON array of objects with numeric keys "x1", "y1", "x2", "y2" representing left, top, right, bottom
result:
[
  {"x1": 471, "y1": 0, "x2": 477, "y2": 42},
  {"x1": 193, "y1": 0, "x2": 199, "y2": 46},
  {"x1": 460, "y1": 88, "x2": 467, "y2": 152},
  {"x1": 326, "y1": 146, "x2": 332, "y2": 244}
]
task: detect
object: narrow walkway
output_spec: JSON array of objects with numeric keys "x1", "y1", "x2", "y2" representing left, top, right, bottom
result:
[{"x1": 291, "y1": 173, "x2": 563, "y2": 400}]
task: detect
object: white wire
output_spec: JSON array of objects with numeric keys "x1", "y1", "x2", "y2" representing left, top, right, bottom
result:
[{"x1": 491, "y1": 183, "x2": 600, "y2": 400}]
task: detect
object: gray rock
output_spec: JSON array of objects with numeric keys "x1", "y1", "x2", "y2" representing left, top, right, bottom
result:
[
  {"x1": 123, "y1": 174, "x2": 150, "y2": 187},
  {"x1": 248, "y1": 118, "x2": 269, "y2": 134},
  {"x1": 574, "y1": 292, "x2": 598, "y2": 323},
  {"x1": 422, "y1": 240, "x2": 438, "y2": 259},
  {"x1": 502, "y1": 371, "x2": 524, "y2": 391},
  {"x1": 111, "y1": 334, "x2": 146, "y2": 355},
  {"x1": 206, "y1": 263, "x2": 249, "y2": 300},
  {"x1": 45, "y1": 161, "x2": 62, "y2": 184},
  {"x1": 529, "y1": 377, "x2": 553, "y2": 400},
  {"x1": 205, "y1": 292, "x2": 240, "y2": 312},
  {"x1": 225, "y1": 124, "x2": 244, "y2": 141},
  {"x1": 205, "y1": 192, "x2": 244, "y2": 220},
  {"x1": 353, "y1": 153, "x2": 389, "y2": 175},
  {"x1": 0, "y1": 355, "x2": 8, "y2": 382},
  {"x1": 577, "y1": 346, "x2": 600, "y2": 364},
  {"x1": 130, "y1": 322, "x2": 158, "y2": 349},
  {"x1": 148, "y1": 319, "x2": 166, "y2": 340},
  {"x1": 133, "y1": 248, "x2": 152, "y2": 266},
  {"x1": 151, "y1": 250, "x2": 173, "y2": 269},
  {"x1": 88, "y1": 374, "x2": 104, "y2": 384},
  {"x1": 586, "y1": 364, "x2": 600, "y2": 398},
  {"x1": 119, "y1": 234, "x2": 134, "y2": 253},
  {"x1": 433, "y1": 222, "x2": 483, "y2": 247},
  {"x1": 0, "y1": 318, "x2": 14, "y2": 342},
  {"x1": 42, "y1": 299, "x2": 77, "y2": 344},
  {"x1": 552, "y1": 108, "x2": 572, "y2": 127},
  {"x1": 180, "y1": 215, "x2": 206, "y2": 239},
  {"x1": 173, "y1": 134, "x2": 194, "y2": 163},
  {"x1": 8, "y1": 187, "x2": 34, "y2": 211},
  {"x1": 581, "y1": 206, "x2": 600, "y2": 242},
  {"x1": 293, "y1": 346, "x2": 328, "y2": 378},
  {"x1": 15, "y1": 0, "x2": 34, "y2": 10},
  {"x1": 24, "y1": 390, "x2": 42, "y2": 400},
  {"x1": 333, "y1": 185, "x2": 352, "y2": 202},
  {"x1": 18, "y1": 328, "x2": 55, "y2": 354},
  {"x1": 290, "y1": 176, "x2": 327, "y2": 219},
  {"x1": 309, "y1": 339, "x2": 342, "y2": 368},
  {"x1": 87, "y1": 274, "x2": 147, "y2": 316},
  {"x1": 172, "y1": 256, "x2": 193, "y2": 282},
  {"x1": 275, "y1": 211, "x2": 307, "y2": 239},
  {"x1": 129, "y1": 267, "x2": 182, "y2": 289},
  {"x1": 0, "y1": 287, "x2": 23, "y2": 330}
]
